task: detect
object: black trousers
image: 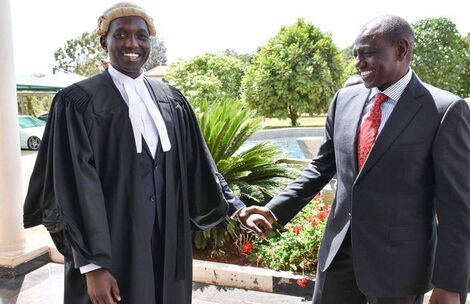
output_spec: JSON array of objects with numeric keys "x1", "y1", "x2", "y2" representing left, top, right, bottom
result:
[{"x1": 312, "y1": 230, "x2": 424, "y2": 304}]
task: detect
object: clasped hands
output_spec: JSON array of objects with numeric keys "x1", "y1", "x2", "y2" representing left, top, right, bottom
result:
[{"x1": 237, "y1": 206, "x2": 276, "y2": 238}]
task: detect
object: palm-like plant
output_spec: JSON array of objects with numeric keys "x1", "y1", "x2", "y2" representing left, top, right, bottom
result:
[{"x1": 193, "y1": 100, "x2": 297, "y2": 249}]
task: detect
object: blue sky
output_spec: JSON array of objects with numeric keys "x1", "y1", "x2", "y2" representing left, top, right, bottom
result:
[{"x1": 10, "y1": 0, "x2": 470, "y2": 74}]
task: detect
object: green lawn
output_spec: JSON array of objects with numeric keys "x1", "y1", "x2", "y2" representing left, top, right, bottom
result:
[{"x1": 262, "y1": 115, "x2": 326, "y2": 129}]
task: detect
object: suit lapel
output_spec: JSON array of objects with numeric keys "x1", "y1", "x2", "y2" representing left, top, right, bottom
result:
[
  {"x1": 340, "y1": 89, "x2": 370, "y2": 178},
  {"x1": 355, "y1": 74, "x2": 425, "y2": 182}
]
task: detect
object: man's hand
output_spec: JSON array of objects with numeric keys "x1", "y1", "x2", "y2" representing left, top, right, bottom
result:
[
  {"x1": 85, "y1": 268, "x2": 121, "y2": 304},
  {"x1": 238, "y1": 206, "x2": 275, "y2": 238},
  {"x1": 429, "y1": 288, "x2": 460, "y2": 304}
]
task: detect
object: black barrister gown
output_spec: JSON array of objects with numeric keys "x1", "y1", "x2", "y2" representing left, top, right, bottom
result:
[{"x1": 23, "y1": 71, "x2": 243, "y2": 303}]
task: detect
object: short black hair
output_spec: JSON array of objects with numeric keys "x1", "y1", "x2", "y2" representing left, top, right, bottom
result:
[{"x1": 374, "y1": 15, "x2": 415, "y2": 50}]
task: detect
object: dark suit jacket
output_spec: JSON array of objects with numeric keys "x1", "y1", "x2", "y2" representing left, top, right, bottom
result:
[{"x1": 267, "y1": 73, "x2": 470, "y2": 297}]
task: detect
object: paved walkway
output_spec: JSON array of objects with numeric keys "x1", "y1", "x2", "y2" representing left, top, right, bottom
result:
[{"x1": 0, "y1": 263, "x2": 309, "y2": 304}]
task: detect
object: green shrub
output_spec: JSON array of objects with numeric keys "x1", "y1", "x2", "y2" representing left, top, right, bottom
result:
[
  {"x1": 192, "y1": 99, "x2": 297, "y2": 250},
  {"x1": 166, "y1": 53, "x2": 248, "y2": 108},
  {"x1": 18, "y1": 95, "x2": 53, "y2": 116}
]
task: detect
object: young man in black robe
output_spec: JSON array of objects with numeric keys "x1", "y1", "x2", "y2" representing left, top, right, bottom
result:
[{"x1": 23, "y1": 3, "x2": 269, "y2": 304}]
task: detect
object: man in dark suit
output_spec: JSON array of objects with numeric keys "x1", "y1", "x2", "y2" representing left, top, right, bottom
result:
[{"x1": 242, "y1": 15, "x2": 470, "y2": 304}]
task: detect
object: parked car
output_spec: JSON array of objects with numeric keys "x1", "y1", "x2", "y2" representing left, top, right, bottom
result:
[
  {"x1": 18, "y1": 115, "x2": 46, "y2": 150},
  {"x1": 37, "y1": 113, "x2": 49, "y2": 122}
]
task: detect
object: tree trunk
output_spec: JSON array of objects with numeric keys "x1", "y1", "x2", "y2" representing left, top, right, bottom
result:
[{"x1": 288, "y1": 106, "x2": 299, "y2": 127}]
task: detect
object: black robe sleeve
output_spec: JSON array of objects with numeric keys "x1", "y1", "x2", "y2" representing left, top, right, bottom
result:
[{"x1": 23, "y1": 85, "x2": 112, "y2": 269}]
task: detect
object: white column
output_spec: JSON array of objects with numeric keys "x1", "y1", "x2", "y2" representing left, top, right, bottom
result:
[{"x1": 0, "y1": 0, "x2": 27, "y2": 264}]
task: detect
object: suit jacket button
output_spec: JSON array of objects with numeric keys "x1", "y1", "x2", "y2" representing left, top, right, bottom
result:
[
  {"x1": 348, "y1": 212, "x2": 352, "y2": 218},
  {"x1": 150, "y1": 195, "x2": 156, "y2": 202}
]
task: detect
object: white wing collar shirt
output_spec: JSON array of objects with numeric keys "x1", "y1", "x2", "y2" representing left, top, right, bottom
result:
[{"x1": 108, "y1": 64, "x2": 171, "y2": 158}]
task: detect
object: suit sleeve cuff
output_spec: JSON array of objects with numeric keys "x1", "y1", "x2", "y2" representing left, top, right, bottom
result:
[
  {"x1": 268, "y1": 208, "x2": 279, "y2": 222},
  {"x1": 79, "y1": 264, "x2": 102, "y2": 274},
  {"x1": 72, "y1": 247, "x2": 102, "y2": 274}
]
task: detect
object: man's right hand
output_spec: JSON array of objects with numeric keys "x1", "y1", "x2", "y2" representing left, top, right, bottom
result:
[{"x1": 85, "y1": 268, "x2": 121, "y2": 304}]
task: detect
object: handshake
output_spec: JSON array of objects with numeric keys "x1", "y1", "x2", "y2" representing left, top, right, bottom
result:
[{"x1": 236, "y1": 206, "x2": 276, "y2": 238}]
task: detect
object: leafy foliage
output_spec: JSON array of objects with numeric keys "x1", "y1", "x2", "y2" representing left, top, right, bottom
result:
[
  {"x1": 411, "y1": 18, "x2": 470, "y2": 97},
  {"x1": 18, "y1": 95, "x2": 53, "y2": 116},
  {"x1": 192, "y1": 100, "x2": 297, "y2": 249},
  {"x1": 242, "y1": 18, "x2": 345, "y2": 126},
  {"x1": 53, "y1": 31, "x2": 167, "y2": 76},
  {"x1": 197, "y1": 100, "x2": 296, "y2": 205},
  {"x1": 220, "y1": 49, "x2": 252, "y2": 66},
  {"x1": 253, "y1": 197, "x2": 330, "y2": 273},
  {"x1": 165, "y1": 53, "x2": 248, "y2": 107},
  {"x1": 53, "y1": 31, "x2": 105, "y2": 76},
  {"x1": 143, "y1": 37, "x2": 167, "y2": 71},
  {"x1": 341, "y1": 45, "x2": 358, "y2": 79}
]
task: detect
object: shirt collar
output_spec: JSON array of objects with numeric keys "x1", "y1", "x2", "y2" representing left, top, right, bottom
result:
[
  {"x1": 370, "y1": 68, "x2": 413, "y2": 102},
  {"x1": 108, "y1": 64, "x2": 144, "y2": 87}
]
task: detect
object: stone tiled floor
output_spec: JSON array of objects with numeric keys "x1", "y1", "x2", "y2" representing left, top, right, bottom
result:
[
  {"x1": 0, "y1": 263, "x2": 309, "y2": 304},
  {"x1": 0, "y1": 263, "x2": 62, "y2": 304}
]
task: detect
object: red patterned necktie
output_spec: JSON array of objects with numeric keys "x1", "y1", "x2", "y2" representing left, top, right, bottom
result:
[{"x1": 357, "y1": 93, "x2": 388, "y2": 170}]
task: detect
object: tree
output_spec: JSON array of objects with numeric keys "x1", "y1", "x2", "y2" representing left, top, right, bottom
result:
[
  {"x1": 54, "y1": 32, "x2": 167, "y2": 76},
  {"x1": 17, "y1": 95, "x2": 52, "y2": 116},
  {"x1": 165, "y1": 53, "x2": 248, "y2": 107},
  {"x1": 53, "y1": 31, "x2": 105, "y2": 76},
  {"x1": 411, "y1": 18, "x2": 470, "y2": 97},
  {"x1": 220, "y1": 49, "x2": 252, "y2": 66},
  {"x1": 242, "y1": 18, "x2": 345, "y2": 126},
  {"x1": 341, "y1": 45, "x2": 358, "y2": 79},
  {"x1": 143, "y1": 37, "x2": 167, "y2": 71}
]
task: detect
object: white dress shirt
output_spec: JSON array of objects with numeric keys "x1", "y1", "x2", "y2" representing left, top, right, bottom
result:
[{"x1": 360, "y1": 68, "x2": 413, "y2": 134}]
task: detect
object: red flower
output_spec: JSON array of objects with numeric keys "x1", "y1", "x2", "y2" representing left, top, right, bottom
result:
[
  {"x1": 292, "y1": 226, "x2": 303, "y2": 234},
  {"x1": 317, "y1": 211, "x2": 327, "y2": 221},
  {"x1": 307, "y1": 216, "x2": 318, "y2": 227},
  {"x1": 313, "y1": 193, "x2": 324, "y2": 201},
  {"x1": 322, "y1": 205, "x2": 331, "y2": 213},
  {"x1": 242, "y1": 242, "x2": 253, "y2": 253},
  {"x1": 296, "y1": 278, "x2": 308, "y2": 288}
]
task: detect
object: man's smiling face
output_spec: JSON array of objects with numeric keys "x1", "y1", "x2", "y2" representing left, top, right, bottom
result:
[
  {"x1": 353, "y1": 26, "x2": 405, "y2": 91},
  {"x1": 101, "y1": 16, "x2": 150, "y2": 78}
]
